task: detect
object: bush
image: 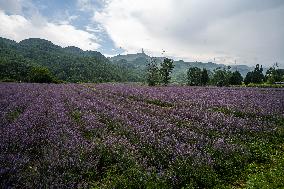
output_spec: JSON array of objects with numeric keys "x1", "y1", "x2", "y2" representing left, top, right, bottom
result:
[{"x1": 29, "y1": 67, "x2": 56, "y2": 83}]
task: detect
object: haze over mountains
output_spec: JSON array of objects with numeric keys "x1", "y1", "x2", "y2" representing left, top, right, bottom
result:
[
  {"x1": 109, "y1": 51, "x2": 256, "y2": 76},
  {"x1": 1, "y1": 37, "x2": 261, "y2": 83}
]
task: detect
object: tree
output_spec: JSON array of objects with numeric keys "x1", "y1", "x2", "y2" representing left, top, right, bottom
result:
[
  {"x1": 187, "y1": 67, "x2": 202, "y2": 86},
  {"x1": 146, "y1": 59, "x2": 160, "y2": 86},
  {"x1": 201, "y1": 68, "x2": 209, "y2": 85},
  {"x1": 244, "y1": 64, "x2": 265, "y2": 84},
  {"x1": 265, "y1": 63, "x2": 284, "y2": 84},
  {"x1": 160, "y1": 58, "x2": 174, "y2": 86},
  {"x1": 244, "y1": 72, "x2": 252, "y2": 85},
  {"x1": 229, "y1": 71, "x2": 243, "y2": 85},
  {"x1": 211, "y1": 67, "x2": 231, "y2": 87},
  {"x1": 0, "y1": 59, "x2": 32, "y2": 82},
  {"x1": 252, "y1": 64, "x2": 265, "y2": 83},
  {"x1": 29, "y1": 67, "x2": 55, "y2": 83}
]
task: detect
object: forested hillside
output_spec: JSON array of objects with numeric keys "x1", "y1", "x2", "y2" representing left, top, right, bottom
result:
[{"x1": 0, "y1": 37, "x2": 142, "y2": 83}]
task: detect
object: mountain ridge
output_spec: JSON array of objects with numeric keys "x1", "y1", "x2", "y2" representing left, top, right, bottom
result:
[
  {"x1": 108, "y1": 53, "x2": 259, "y2": 77},
  {"x1": 0, "y1": 37, "x2": 142, "y2": 82}
]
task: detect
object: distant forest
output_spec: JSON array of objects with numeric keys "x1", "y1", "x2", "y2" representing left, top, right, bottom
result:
[{"x1": 0, "y1": 37, "x2": 142, "y2": 83}]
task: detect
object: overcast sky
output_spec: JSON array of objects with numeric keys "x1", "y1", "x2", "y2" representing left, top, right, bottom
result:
[{"x1": 0, "y1": 0, "x2": 283, "y2": 67}]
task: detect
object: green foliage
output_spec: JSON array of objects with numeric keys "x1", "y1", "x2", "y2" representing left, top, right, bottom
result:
[
  {"x1": 146, "y1": 58, "x2": 175, "y2": 86},
  {"x1": 210, "y1": 107, "x2": 284, "y2": 188},
  {"x1": 0, "y1": 37, "x2": 142, "y2": 83},
  {"x1": 93, "y1": 165, "x2": 168, "y2": 189},
  {"x1": 201, "y1": 68, "x2": 210, "y2": 85},
  {"x1": 244, "y1": 152, "x2": 284, "y2": 189},
  {"x1": 170, "y1": 157, "x2": 220, "y2": 188},
  {"x1": 244, "y1": 64, "x2": 265, "y2": 85},
  {"x1": 70, "y1": 110, "x2": 83, "y2": 124},
  {"x1": 0, "y1": 54, "x2": 32, "y2": 82},
  {"x1": 187, "y1": 67, "x2": 202, "y2": 86},
  {"x1": 242, "y1": 137, "x2": 284, "y2": 189},
  {"x1": 265, "y1": 64, "x2": 284, "y2": 84},
  {"x1": 186, "y1": 67, "x2": 209, "y2": 86},
  {"x1": 29, "y1": 67, "x2": 56, "y2": 83},
  {"x1": 146, "y1": 59, "x2": 161, "y2": 86},
  {"x1": 229, "y1": 71, "x2": 243, "y2": 85},
  {"x1": 211, "y1": 67, "x2": 231, "y2": 87},
  {"x1": 244, "y1": 72, "x2": 252, "y2": 85},
  {"x1": 145, "y1": 99, "x2": 173, "y2": 107},
  {"x1": 110, "y1": 53, "x2": 254, "y2": 83},
  {"x1": 211, "y1": 67, "x2": 243, "y2": 86},
  {"x1": 91, "y1": 141, "x2": 169, "y2": 189},
  {"x1": 160, "y1": 58, "x2": 175, "y2": 86},
  {"x1": 6, "y1": 108, "x2": 23, "y2": 122},
  {"x1": 244, "y1": 83, "x2": 284, "y2": 88}
]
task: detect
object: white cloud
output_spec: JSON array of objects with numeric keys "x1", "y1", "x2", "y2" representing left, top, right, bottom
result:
[
  {"x1": 93, "y1": 0, "x2": 284, "y2": 66},
  {"x1": 52, "y1": 10, "x2": 79, "y2": 25},
  {"x1": 0, "y1": 10, "x2": 100, "y2": 50}
]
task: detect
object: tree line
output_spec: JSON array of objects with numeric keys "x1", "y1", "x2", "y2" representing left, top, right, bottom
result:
[{"x1": 146, "y1": 60, "x2": 284, "y2": 86}]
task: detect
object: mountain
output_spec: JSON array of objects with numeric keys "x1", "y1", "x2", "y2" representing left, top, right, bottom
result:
[
  {"x1": 109, "y1": 53, "x2": 255, "y2": 75},
  {"x1": 110, "y1": 52, "x2": 150, "y2": 62},
  {"x1": 108, "y1": 52, "x2": 261, "y2": 83},
  {"x1": 0, "y1": 37, "x2": 142, "y2": 83}
]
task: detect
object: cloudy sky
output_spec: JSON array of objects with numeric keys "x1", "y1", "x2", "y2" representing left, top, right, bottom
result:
[{"x1": 0, "y1": 0, "x2": 283, "y2": 67}]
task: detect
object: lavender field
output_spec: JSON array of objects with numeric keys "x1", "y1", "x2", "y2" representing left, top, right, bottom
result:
[{"x1": 1, "y1": 83, "x2": 284, "y2": 188}]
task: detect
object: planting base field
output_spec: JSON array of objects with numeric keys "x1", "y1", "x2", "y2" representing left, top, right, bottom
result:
[{"x1": 0, "y1": 83, "x2": 284, "y2": 188}]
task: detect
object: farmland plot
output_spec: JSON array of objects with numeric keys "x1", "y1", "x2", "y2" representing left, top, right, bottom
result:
[{"x1": 1, "y1": 83, "x2": 283, "y2": 188}]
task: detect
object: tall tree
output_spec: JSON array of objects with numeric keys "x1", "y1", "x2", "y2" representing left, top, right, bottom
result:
[
  {"x1": 229, "y1": 71, "x2": 243, "y2": 85},
  {"x1": 244, "y1": 72, "x2": 252, "y2": 85},
  {"x1": 187, "y1": 67, "x2": 202, "y2": 86},
  {"x1": 244, "y1": 64, "x2": 265, "y2": 84},
  {"x1": 160, "y1": 58, "x2": 174, "y2": 86},
  {"x1": 29, "y1": 67, "x2": 56, "y2": 83},
  {"x1": 201, "y1": 68, "x2": 209, "y2": 85},
  {"x1": 265, "y1": 63, "x2": 284, "y2": 84},
  {"x1": 211, "y1": 67, "x2": 231, "y2": 87},
  {"x1": 146, "y1": 59, "x2": 160, "y2": 86}
]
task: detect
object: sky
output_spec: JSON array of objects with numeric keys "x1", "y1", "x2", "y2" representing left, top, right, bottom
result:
[{"x1": 0, "y1": 0, "x2": 283, "y2": 67}]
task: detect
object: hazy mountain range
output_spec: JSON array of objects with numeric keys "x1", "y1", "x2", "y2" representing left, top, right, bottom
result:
[
  {"x1": 108, "y1": 52, "x2": 263, "y2": 83},
  {"x1": 109, "y1": 52, "x2": 258, "y2": 75}
]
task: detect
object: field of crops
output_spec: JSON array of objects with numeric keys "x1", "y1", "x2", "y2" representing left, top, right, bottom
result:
[{"x1": 1, "y1": 83, "x2": 284, "y2": 188}]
